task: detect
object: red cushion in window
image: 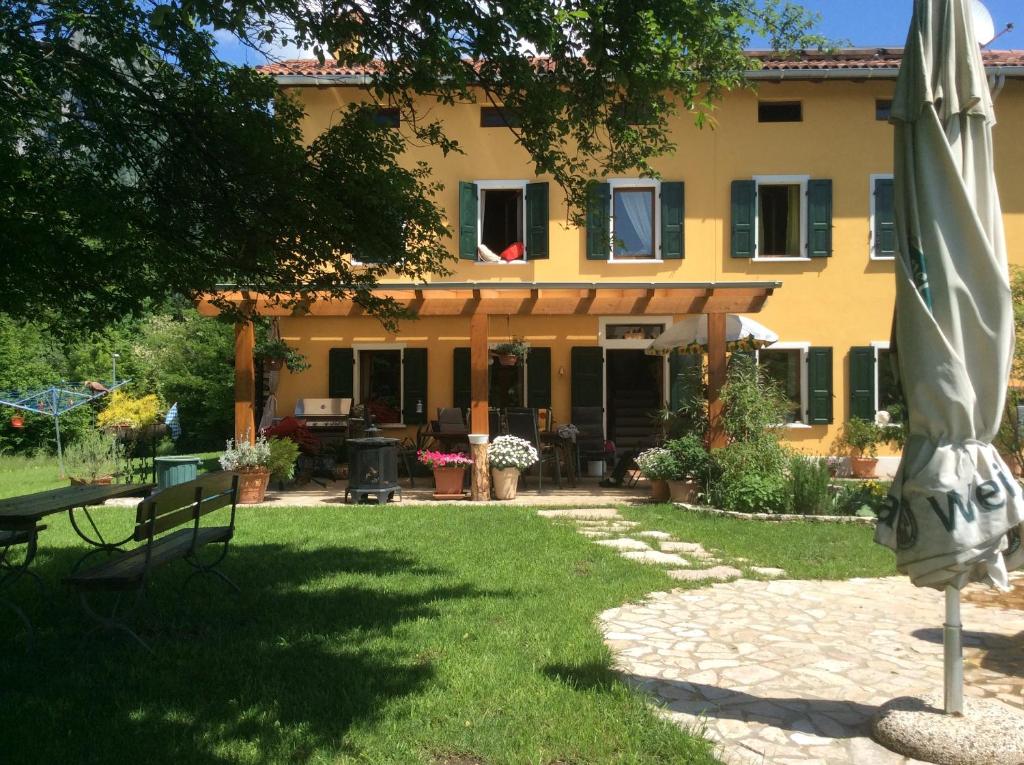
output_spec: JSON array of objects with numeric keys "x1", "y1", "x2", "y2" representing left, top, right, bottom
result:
[{"x1": 500, "y1": 242, "x2": 525, "y2": 261}]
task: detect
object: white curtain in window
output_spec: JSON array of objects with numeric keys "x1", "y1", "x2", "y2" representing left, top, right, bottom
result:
[{"x1": 615, "y1": 190, "x2": 654, "y2": 255}]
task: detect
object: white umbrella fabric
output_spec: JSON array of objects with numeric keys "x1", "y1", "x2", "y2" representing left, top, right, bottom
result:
[
  {"x1": 874, "y1": 0, "x2": 1024, "y2": 714},
  {"x1": 644, "y1": 314, "x2": 778, "y2": 356}
]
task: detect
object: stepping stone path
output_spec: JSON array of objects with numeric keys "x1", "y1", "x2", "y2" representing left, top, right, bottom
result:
[
  {"x1": 595, "y1": 538, "x2": 653, "y2": 552},
  {"x1": 668, "y1": 566, "x2": 743, "y2": 582}
]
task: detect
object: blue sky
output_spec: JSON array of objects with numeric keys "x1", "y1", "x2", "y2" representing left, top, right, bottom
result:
[{"x1": 215, "y1": 1, "x2": 1023, "y2": 66}]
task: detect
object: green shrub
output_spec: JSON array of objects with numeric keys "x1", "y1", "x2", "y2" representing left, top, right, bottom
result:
[
  {"x1": 635, "y1": 447, "x2": 679, "y2": 480},
  {"x1": 721, "y1": 354, "x2": 791, "y2": 442},
  {"x1": 832, "y1": 479, "x2": 892, "y2": 517},
  {"x1": 789, "y1": 456, "x2": 831, "y2": 515},
  {"x1": 709, "y1": 439, "x2": 790, "y2": 514},
  {"x1": 664, "y1": 434, "x2": 710, "y2": 482},
  {"x1": 267, "y1": 436, "x2": 301, "y2": 482},
  {"x1": 64, "y1": 428, "x2": 123, "y2": 481}
]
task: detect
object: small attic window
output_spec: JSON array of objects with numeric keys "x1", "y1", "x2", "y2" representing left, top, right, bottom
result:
[
  {"x1": 875, "y1": 100, "x2": 893, "y2": 121},
  {"x1": 480, "y1": 107, "x2": 521, "y2": 128},
  {"x1": 373, "y1": 108, "x2": 400, "y2": 128},
  {"x1": 758, "y1": 101, "x2": 803, "y2": 123}
]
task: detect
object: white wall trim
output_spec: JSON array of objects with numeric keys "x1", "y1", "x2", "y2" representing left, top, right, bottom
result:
[
  {"x1": 871, "y1": 340, "x2": 891, "y2": 413},
  {"x1": 869, "y1": 173, "x2": 896, "y2": 261},
  {"x1": 752, "y1": 174, "x2": 809, "y2": 260}
]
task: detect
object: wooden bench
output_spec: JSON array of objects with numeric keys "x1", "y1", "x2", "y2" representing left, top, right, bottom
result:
[{"x1": 65, "y1": 471, "x2": 239, "y2": 650}]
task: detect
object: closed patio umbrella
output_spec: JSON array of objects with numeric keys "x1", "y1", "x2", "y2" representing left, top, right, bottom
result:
[
  {"x1": 874, "y1": 0, "x2": 1024, "y2": 717},
  {"x1": 644, "y1": 314, "x2": 778, "y2": 356}
]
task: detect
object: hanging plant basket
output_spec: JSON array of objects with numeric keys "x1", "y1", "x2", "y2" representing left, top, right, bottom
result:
[
  {"x1": 10, "y1": 415, "x2": 23, "y2": 429},
  {"x1": 497, "y1": 353, "x2": 518, "y2": 367},
  {"x1": 264, "y1": 356, "x2": 285, "y2": 372}
]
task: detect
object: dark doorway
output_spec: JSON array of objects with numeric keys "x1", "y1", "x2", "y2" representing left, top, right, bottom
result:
[{"x1": 605, "y1": 349, "x2": 662, "y2": 452}]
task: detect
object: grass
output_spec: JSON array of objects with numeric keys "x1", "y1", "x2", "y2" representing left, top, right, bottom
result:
[
  {"x1": 0, "y1": 503, "x2": 719, "y2": 765},
  {"x1": 0, "y1": 452, "x2": 222, "y2": 499},
  {"x1": 619, "y1": 504, "x2": 897, "y2": 580}
]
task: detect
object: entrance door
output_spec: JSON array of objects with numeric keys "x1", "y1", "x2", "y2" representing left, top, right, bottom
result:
[{"x1": 605, "y1": 349, "x2": 663, "y2": 452}]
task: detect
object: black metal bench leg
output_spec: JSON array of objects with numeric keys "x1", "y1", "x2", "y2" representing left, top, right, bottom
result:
[
  {"x1": 78, "y1": 590, "x2": 153, "y2": 654},
  {"x1": 184, "y1": 544, "x2": 240, "y2": 594}
]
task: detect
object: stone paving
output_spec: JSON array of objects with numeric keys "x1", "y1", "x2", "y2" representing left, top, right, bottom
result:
[{"x1": 536, "y1": 507, "x2": 1024, "y2": 764}]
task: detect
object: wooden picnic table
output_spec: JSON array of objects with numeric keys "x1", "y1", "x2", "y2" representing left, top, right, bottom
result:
[{"x1": 0, "y1": 483, "x2": 154, "y2": 646}]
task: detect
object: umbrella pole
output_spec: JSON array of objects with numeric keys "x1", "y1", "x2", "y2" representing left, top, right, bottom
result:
[{"x1": 943, "y1": 585, "x2": 964, "y2": 715}]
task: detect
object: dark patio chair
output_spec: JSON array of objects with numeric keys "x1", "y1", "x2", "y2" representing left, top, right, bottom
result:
[
  {"x1": 437, "y1": 407, "x2": 466, "y2": 432},
  {"x1": 505, "y1": 408, "x2": 561, "y2": 492},
  {"x1": 488, "y1": 408, "x2": 504, "y2": 442},
  {"x1": 572, "y1": 406, "x2": 606, "y2": 473}
]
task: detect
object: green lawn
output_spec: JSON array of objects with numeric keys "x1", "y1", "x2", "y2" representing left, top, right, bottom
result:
[
  {"x1": 620, "y1": 504, "x2": 897, "y2": 580},
  {"x1": 0, "y1": 503, "x2": 718, "y2": 765}
]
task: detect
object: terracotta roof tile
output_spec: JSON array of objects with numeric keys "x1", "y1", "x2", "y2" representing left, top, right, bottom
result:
[{"x1": 256, "y1": 48, "x2": 1024, "y2": 78}]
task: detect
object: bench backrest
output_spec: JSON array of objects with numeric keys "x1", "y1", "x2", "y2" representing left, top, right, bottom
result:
[{"x1": 133, "y1": 471, "x2": 239, "y2": 543}]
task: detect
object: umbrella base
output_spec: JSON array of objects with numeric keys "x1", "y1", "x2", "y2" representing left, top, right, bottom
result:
[{"x1": 871, "y1": 694, "x2": 1024, "y2": 765}]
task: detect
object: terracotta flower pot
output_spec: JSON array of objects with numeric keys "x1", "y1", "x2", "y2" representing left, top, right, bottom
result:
[
  {"x1": 668, "y1": 479, "x2": 700, "y2": 504},
  {"x1": 497, "y1": 353, "x2": 519, "y2": 367},
  {"x1": 237, "y1": 467, "x2": 270, "y2": 503},
  {"x1": 650, "y1": 478, "x2": 671, "y2": 503},
  {"x1": 491, "y1": 467, "x2": 520, "y2": 500},
  {"x1": 264, "y1": 357, "x2": 285, "y2": 371},
  {"x1": 432, "y1": 466, "x2": 467, "y2": 498},
  {"x1": 850, "y1": 456, "x2": 878, "y2": 479}
]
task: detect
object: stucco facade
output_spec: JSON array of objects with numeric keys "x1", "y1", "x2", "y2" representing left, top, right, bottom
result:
[{"x1": 255, "y1": 51, "x2": 1024, "y2": 456}]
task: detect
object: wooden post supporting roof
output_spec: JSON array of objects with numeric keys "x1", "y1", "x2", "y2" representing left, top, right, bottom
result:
[
  {"x1": 469, "y1": 310, "x2": 490, "y2": 501},
  {"x1": 706, "y1": 312, "x2": 727, "y2": 449},
  {"x1": 234, "y1": 319, "x2": 256, "y2": 444}
]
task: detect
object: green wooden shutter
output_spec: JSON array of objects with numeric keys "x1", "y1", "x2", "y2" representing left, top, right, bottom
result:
[
  {"x1": 452, "y1": 347, "x2": 471, "y2": 411},
  {"x1": 459, "y1": 181, "x2": 478, "y2": 260},
  {"x1": 328, "y1": 348, "x2": 354, "y2": 399},
  {"x1": 571, "y1": 347, "x2": 604, "y2": 409},
  {"x1": 806, "y1": 347, "x2": 833, "y2": 424},
  {"x1": 807, "y1": 179, "x2": 833, "y2": 258},
  {"x1": 849, "y1": 346, "x2": 876, "y2": 421},
  {"x1": 526, "y1": 347, "x2": 552, "y2": 408},
  {"x1": 586, "y1": 183, "x2": 611, "y2": 260},
  {"x1": 660, "y1": 181, "x2": 685, "y2": 260},
  {"x1": 731, "y1": 180, "x2": 756, "y2": 258},
  {"x1": 402, "y1": 348, "x2": 428, "y2": 424},
  {"x1": 525, "y1": 182, "x2": 549, "y2": 260},
  {"x1": 873, "y1": 177, "x2": 896, "y2": 257},
  {"x1": 669, "y1": 352, "x2": 701, "y2": 410}
]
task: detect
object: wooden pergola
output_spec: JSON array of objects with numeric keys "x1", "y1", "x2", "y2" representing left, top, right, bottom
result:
[{"x1": 204, "y1": 281, "x2": 780, "y2": 457}]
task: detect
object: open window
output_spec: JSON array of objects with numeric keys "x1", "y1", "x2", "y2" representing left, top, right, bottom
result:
[
  {"x1": 757, "y1": 346, "x2": 806, "y2": 424},
  {"x1": 480, "y1": 186, "x2": 524, "y2": 259},
  {"x1": 357, "y1": 348, "x2": 402, "y2": 424},
  {"x1": 756, "y1": 176, "x2": 807, "y2": 258}
]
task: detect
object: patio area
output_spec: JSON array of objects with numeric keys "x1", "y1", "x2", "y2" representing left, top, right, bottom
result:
[{"x1": 257, "y1": 475, "x2": 652, "y2": 507}]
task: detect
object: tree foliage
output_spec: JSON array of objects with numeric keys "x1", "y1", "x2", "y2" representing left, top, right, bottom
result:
[{"x1": 2, "y1": 0, "x2": 822, "y2": 327}]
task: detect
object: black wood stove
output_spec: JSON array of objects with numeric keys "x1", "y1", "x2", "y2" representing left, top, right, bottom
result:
[{"x1": 345, "y1": 437, "x2": 401, "y2": 504}]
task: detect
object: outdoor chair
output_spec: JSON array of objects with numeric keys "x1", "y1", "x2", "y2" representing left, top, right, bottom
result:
[
  {"x1": 488, "y1": 409, "x2": 504, "y2": 441},
  {"x1": 436, "y1": 408, "x2": 466, "y2": 432},
  {"x1": 505, "y1": 408, "x2": 561, "y2": 492},
  {"x1": 397, "y1": 424, "x2": 434, "y2": 488},
  {"x1": 572, "y1": 406, "x2": 606, "y2": 473}
]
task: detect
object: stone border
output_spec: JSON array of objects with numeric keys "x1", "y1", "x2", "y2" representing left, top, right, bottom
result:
[{"x1": 672, "y1": 502, "x2": 877, "y2": 525}]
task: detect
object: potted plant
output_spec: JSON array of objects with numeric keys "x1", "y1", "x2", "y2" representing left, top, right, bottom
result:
[
  {"x1": 836, "y1": 412, "x2": 898, "y2": 478},
  {"x1": 10, "y1": 414, "x2": 23, "y2": 429},
  {"x1": 255, "y1": 338, "x2": 311, "y2": 373},
  {"x1": 65, "y1": 428, "x2": 124, "y2": 485},
  {"x1": 492, "y1": 339, "x2": 529, "y2": 367},
  {"x1": 635, "y1": 447, "x2": 679, "y2": 502},
  {"x1": 219, "y1": 434, "x2": 273, "y2": 503},
  {"x1": 487, "y1": 435, "x2": 539, "y2": 500},
  {"x1": 418, "y1": 450, "x2": 473, "y2": 499},
  {"x1": 664, "y1": 434, "x2": 709, "y2": 504}
]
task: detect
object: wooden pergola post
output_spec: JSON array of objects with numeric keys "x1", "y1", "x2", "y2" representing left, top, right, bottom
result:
[
  {"x1": 706, "y1": 312, "x2": 728, "y2": 449},
  {"x1": 234, "y1": 318, "x2": 256, "y2": 444},
  {"x1": 469, "y1": 310, "x2": 491, "y2": 500}
]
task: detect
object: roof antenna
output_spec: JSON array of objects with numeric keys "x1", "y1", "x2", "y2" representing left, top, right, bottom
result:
[{"x1": 982, "y1": 22, "x2": 1015, "y2": 49}]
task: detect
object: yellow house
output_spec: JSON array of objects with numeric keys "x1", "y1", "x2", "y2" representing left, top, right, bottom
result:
[{"x1": 228, "y1": 48, "x2": 1024, "y2": 462}]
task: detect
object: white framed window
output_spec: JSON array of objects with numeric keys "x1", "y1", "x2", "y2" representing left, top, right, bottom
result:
[
  {"x1": 869, "y1": 173, "x2": 896, "y2": 261},
  {"x1": 756, "y1": 342, "x2": 810, "y2": 426},
  {"x1": 476, "y1": 180, "x2": 528, "y2": 264},
  {"x1": 353, "y1": 343, "x2": 406, "y2": 426},
  {"x1": 609, "y1": 178, "x2": 661, "y2": 262},
  {"x1": 870, "y1": 341, "x2": 902, "y2": 413},
  {"x1": 753, "y1": 174, "x2": 809, "y2": 261}
]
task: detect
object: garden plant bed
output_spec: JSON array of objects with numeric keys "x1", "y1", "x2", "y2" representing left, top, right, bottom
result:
[{"x1": 672, "y1": 502, "x2": 878, "y2": 526}]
